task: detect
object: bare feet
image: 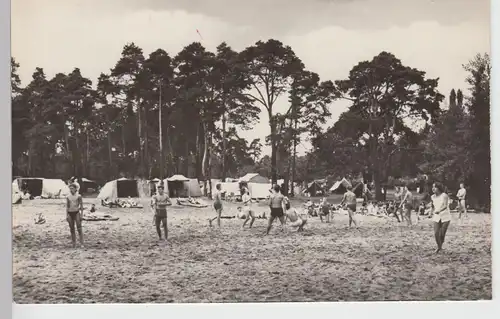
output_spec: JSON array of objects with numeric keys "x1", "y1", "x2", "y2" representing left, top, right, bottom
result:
[{"x1": 435, "y1": 247, "x2": 442, "y2": 254}]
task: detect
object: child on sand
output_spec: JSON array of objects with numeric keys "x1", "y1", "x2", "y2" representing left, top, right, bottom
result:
[
  {"x1": 151, "y1": 184, "x2": 172, "y2": 241},
  {"x1": 66, "y1": 184, "x2": 84, "y2": 248}
]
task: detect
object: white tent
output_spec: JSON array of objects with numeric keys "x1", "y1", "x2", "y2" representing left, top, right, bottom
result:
[
  {"x1": 219, "y1": 182, "x2": 241, "y2": 196},
  {"x1": 97, "y1": 178, "x2": 142, "y2": 200},
  {"x1": 167, "y1": 174, "x2": 189, "y2": 182},
  {"x1": 329, "y1": 178, "x2": 353, "y2": 193},
  {"x1": 248, "y1": 182, "x2": 272, "y2": 199},
  {"x1": 239, "y1": 173, "x2": 269, "y2": 184},
  {"x1": 12, "y1": 178, "x2": 70, "y2": 198}
]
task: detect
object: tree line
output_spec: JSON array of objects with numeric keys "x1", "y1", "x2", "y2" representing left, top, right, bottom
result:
[{"x1": 10, "y1": 39, "x2": 490, "y2": 208}]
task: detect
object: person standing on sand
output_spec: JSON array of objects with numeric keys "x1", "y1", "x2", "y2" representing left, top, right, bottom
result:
[
  {"x1": 151, "y1": 184, "x2": 172, "y2": 241},
  {"x1": 431, "y1": 182, "x2": 452, "y2": 254},
  {"x1": 210, "y1": 183, "x2": 224, "y2": 228},
  {"x1": 400, "y1": 185, "x2": 414, "y2": 226},
  {"x1": 340, "y1": 185, "x2": 358, "y2": 229},
  {"x1": 241, "y1": 188, "x2": 256, "y2": 229},
  {"x1": 266, "y1": 184, "x2": 286, "y2": 235},
  {"x1": 66, "y1": 184, "x2": 84, "y2": 248},
  {"x1": 457, "y1": 182, "x2": 467, "y2": 221}
]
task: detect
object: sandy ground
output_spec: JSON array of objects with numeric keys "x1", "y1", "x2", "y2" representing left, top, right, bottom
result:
[{"x1": 12, "y1": 197, "x2": 491, "y2": 303}]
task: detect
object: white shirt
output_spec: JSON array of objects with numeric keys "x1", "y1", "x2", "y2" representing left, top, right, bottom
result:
[
  {"x1": 431, "y1": 193, "x2": 451, "y2": 223},
  {"x1": 457, "y1": 188, "x2": 466, "y2": 200},
  {"x1": 242, "y1": 193, "x2": 251, "y2": 206}
]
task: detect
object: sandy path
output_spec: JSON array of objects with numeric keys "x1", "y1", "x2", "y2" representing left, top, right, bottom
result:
[{"x1": 12, "y1": 198, "x2": 491, "y2": 303}]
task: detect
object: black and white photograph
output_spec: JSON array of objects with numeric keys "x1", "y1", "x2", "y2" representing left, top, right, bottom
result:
[{"x1": 10, "y1": 0, "x2": 492, "y2": 304}]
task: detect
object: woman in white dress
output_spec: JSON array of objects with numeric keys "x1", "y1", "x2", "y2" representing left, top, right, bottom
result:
[{"x1": 431, "y1": 182, "x2": 452, "y2": 253}]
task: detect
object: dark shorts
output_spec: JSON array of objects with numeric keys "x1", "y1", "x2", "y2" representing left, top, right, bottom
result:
[
  {"x1": 321, "y1": 206, "x2": 330, "y2": 215},
  {"x1": 214, "y1": 202, "x2": 222, "y2": 211},
  {"x1": 404, "y1": 203, "x2": 413, "y2": 210},
  {"x1": 155, "y1": 209, "x2": 167, "y2": 218},
  {"x1": 347, "y1": 203, "x2": 356, "y2": 212},
  {"x1": 155, "y1": 215, "x2": 167, "y2": 225},
  {"x1": 270, "y1": 207, "x2": 284, "y2": 218},
  {"x1": 67, "y1": 211, "x2": 79, "y2": 220}
]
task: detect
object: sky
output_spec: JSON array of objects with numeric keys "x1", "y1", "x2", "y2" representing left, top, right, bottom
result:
[{"x1": 12, "y1": 0, "x2": 490, "y2": 157}]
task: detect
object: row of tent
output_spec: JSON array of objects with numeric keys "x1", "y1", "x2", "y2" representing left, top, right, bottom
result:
[
  {"x1": 12, "y1": 177, "x2": 100, "y2": 198},
  {"x1": 303, "y1": 178, "x2": 365, "y2": 197}
]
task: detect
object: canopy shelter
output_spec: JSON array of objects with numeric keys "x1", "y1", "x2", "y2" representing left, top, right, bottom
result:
[
  {"x1": 12, "y1": 178, "x2": 70, "y2": 198},
  {"x1": 329, "y1": 178, "x2": 353, "y2": 194}
]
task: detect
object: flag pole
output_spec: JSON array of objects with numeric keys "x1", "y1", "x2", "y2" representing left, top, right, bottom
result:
[{"x1": 159, "y1": 81, "x2": 163, "y2": 181}]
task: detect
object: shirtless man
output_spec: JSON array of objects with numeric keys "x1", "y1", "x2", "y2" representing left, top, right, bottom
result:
[
  {"x1": 457, "y1": 182, "x2": 467, "y2": 221},
  {"x1": 151, "y1": 184, "x2": 172, "y2": 241},
  {"x1": 66, "y1": 184, "x2": 84, "y2": 248},
  {"x1": 266, "y1": 184, "x2": 286, "y2": 235},
  {"x1": 210, "y1": 184, "x2": 224, "y2": 228},
  {"x1": 340, "y1": 185, "x2": 358, "y2": 228},
  {"x1": 400, "y1": 185, "x2": 414, "y2": 226},
  {"x1": 284, "y1": 197, "x2": 307, "y2": 232}
]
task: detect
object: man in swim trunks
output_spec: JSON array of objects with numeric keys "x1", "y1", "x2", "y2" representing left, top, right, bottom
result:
[
  {"x1": 284, "y1": 197, "x2": 307, "y2": 232},
  {"x1": 400, "y1": 185, "x2": 414, "y2": 226},
  {"x1": 340, "y1": 185, "x2": 358, "y2": 228},
  {"x1": 151, "y1": 184, "x2": 172, "y2": 241},
  {"x1": 266, "y1": 184, "x2": 286, "y2": 235},
  {"x1": 66, "y1": 184, "x2": 84, "y2": 248},
  {"x1": 210, "y1": 183, "x2": 224, "y2": 228}
]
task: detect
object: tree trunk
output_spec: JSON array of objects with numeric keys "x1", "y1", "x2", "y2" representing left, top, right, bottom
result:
[
  {"x1": 121, "y1": 126, "x2": 126, "y2": 155},
  {"x1": 207, "y1": 133, "x2": 213, "y2": 198},
  {"x1": 202, "y1": 122, "x2": 209, "y2": 196},
  {"x1": 137, "y1": 102, "x2": 144, "y2": 177},
  {"x1": 107, "y1": 131, "x2": 113, "y2": 178},
  {"x1": 291, "y1": 118, "x2": 297, "y2": 197},
  {"x1": 183, "y1": 138, "x2": 189, "y2": 177},
  {"x1": 195, "y1": 123, "x2": 202, "y2": 179},
  {"x1": 221, "y1": 111, "x2": 227, "y2": 181},
  {"x1": 269, "y1": 115, "x2": 278, "y2": 184}
]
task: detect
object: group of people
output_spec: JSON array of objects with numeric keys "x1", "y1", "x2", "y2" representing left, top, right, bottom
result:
[{"x1": 62, "y1": 175, "x2": 468, "y2": 254}]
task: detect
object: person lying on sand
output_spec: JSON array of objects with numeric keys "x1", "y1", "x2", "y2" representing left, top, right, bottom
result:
[
  {"x1": 101, "y1": 198, "x2": 119, "y2": 208},
  {"x1": 284, "y1": 198, "x2": 307, "y2": 232},
  {"x1": 151, "y1": 184, "x2": 172, "y2": 241},
  {"x1": 66, "y1": 184, "x2": 84, "y2": 248}
]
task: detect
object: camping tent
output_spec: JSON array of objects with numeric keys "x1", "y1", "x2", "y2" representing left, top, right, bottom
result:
[
  {"x1": 219, "y1": 182, "x2": 241, "y2": 198},
  {"x1": 12, "y1": 178, "x2": 70, "y2": 198},
  {"x1": 248, "y1": 182, "x2": 272, "y2": 199},
  {"x1": 184, "y1": 178, "x2": 202, "y2": 197},
  {"x1": 303, "y1": 181, "x2": 324, "y2": 197},
  {"x1": 97, "y1": 178, "x2": 142, "y2": 199},
  {"x1": 153, "y1": 175, "x2": 203, "y2": 198},
  {"x1": 329, "y1": 178, "x2": 353, "y2": 194},
  {"x1": 80, "y1": 178, "x2": 99, "y2": 193},
  {"x1": 239, "y1": 173, "x2": 268, "y2": 184}
]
